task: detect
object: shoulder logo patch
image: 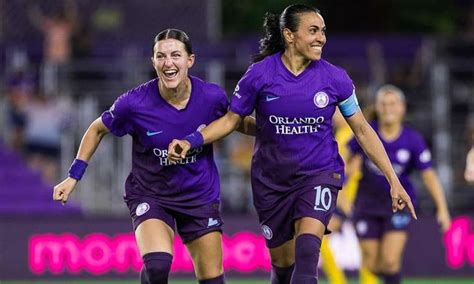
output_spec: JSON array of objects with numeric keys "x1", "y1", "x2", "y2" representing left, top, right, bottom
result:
[{"x1": 419, "y1": 149, "x2": 431, "y2": 163}]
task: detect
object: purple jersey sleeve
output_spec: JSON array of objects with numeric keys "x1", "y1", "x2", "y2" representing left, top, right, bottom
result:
[
  {"x1": 334, "y1": 69, "x2": 354, "y2": 103},
  {"x1": 411, "y1": 132, "x2": 433, "y2": 171},
  {"x1": 101, "y1": 91, "x2": 134, "y2": 137},
  {"x1": 211, "y1": 84, "x2": 230, "y2": 118},
  {"x1": 229, "y1": 63, "x2": 263, "y2": 116}
]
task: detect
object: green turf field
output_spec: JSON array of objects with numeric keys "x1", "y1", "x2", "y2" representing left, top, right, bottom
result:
[{"x1": 1, "y1": 279, "x2": 473, "y2": 284}]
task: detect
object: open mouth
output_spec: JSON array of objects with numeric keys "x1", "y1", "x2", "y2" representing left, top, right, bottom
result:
[
  {"x1": 311, "y1": 45, "x2": 323, "y2": 52},
  {"x1": 163, "y1": 70, "x2": 178, "y2": 79}
]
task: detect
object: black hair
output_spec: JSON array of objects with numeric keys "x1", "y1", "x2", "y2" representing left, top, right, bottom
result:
[
  {"x1": 252, "y1": 4, "x2": 320, "y2": 62},
  {"x1": 152, "y1": 28, "x2": 193, "y2": 55}
]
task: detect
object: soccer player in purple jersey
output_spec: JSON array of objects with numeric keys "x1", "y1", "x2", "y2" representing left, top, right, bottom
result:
[
  {"x1": 53, "y1": 29, "x2": 254, "y2": 284},
  {"x1": 348, "y1": 85, "x2": 451, "y2": 284},
  {"x1": 168, "y1": 5, "x2": 416, "y2": 284}
]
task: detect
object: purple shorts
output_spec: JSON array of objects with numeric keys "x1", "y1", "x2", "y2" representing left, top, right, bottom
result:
[
  {"x1": 256, "y1": 184, "x2": 339, "y2": 248},
  {"x1": 353, "y1": 210, "x2": 412, "y2": 239},
  {"x1": 125, "y1": 195, "x2": 223, "y2": 243}
]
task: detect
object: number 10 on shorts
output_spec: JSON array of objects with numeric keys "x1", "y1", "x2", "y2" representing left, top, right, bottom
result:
[{"x1": 314, "y1": 186, "x2": 332, "y2": 211}]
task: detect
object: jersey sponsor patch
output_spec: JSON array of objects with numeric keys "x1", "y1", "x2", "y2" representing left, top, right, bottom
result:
[
  {"x1": 261, "y1": 224, "x2": 273, "y2": 240},
  {"x1": 136, "y1": 202, "x2": 150, "y2": 217}
]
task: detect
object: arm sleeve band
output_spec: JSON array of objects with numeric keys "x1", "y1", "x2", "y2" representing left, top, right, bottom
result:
[
  {"x1": 184, "y1": 131, "x2": 204, "y2": 149},
  {"x1": 338, "y1": 93, "x2": 360, "y2": 117}
]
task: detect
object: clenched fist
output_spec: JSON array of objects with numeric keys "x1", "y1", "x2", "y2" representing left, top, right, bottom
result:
[{"x1": 53, "y1": 177, "x2": 78, "y2": 205}]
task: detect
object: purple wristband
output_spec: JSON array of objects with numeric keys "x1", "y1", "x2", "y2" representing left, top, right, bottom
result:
[
  {"x1": 68, "y1": 159, "x2": 88, "y2": 180},
  {"x1": 184, "y1": 131, "x2": 204, "y2": 148}
]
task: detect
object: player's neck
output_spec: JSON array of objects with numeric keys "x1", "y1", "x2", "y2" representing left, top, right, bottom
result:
[
  {"x1": 379, "y1": 123, "x2": 402, "y2": 141},
  {"x1": 159, "y1": 77, "x2": 191, "y2": 109},
  {"x1": 281, "y1": 50, "x2": 311, "y2": 76}
]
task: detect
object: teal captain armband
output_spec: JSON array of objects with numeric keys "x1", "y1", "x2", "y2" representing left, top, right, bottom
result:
[{"x1": 338, "y1": 93, "x2": 359, "y2": 117}]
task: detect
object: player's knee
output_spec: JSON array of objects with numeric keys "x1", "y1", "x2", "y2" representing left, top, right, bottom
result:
[
  {"x1": 295, "y1": 234, "x2": 322, "y2": 260},
  {"x1": 271, "y1": 255, "x2": 295, "y2": 268},
  {"x1": 143, "y1": 252, "x2": 173, "y2": 284},
  {"x1": 381, "y1": 257, "x2": 401, "y2": 274},
  {"x1": 362, "y1": 257, "x2": 378, "y2": 273},
  {"x1": 270, "y1": 247, "x2": 295, "y2": 267},
  {"x1": 360, "y1": 245, "x2": 379, "y2": 272}
]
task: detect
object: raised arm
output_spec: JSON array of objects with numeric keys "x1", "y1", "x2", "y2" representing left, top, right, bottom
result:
[
  {"x1": 53, "y1": 117, "x2": 109, "y2": 204},
  {"x1": 421, "y1": 168, "x2": 451, "y2": 232},
  {"x1": 74, "y1": 118, "x2": 109, "y2": 162},
  {"x1": 168, "y1": 111, "x2": 243, "y2": 162},
  {"x1": 345, "y1": 110, "x2": 417, "y2": 219}
]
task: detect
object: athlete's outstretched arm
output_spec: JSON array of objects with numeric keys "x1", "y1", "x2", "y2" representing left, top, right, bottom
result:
[
  {"x1": 236, "y1": 115, "x2": 256, "y2": 136},
  {"x1": 345, "y1": 110, "x2": 417, "y2": 219},
  {"x1": 168, "y1": 111, "x2": 242, "y2": 162},
  {"x1": 420, "y1": 168, "x2": 451, "y2": 232},
  {"x1": 53, "y1": 118, "x2": 110, "y2": 204}
]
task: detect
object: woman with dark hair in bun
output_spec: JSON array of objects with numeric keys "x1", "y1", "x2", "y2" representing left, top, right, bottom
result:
[
  {"x1": 169, "y1": 4, "x2": 416, "y2": 283},
  {"x1": 53, "y1": 28, "x2": 255, "y2": 284}
]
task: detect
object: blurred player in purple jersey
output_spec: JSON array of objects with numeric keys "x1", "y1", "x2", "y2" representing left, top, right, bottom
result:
[
  {"x1": 348, "y1": 84, "x2": 451, "y2": 284},
  {"x1": 53, "y1": 29, "x2": 254, "y2": 284},
  {"x1": 168, "y1": 4, "x2": 415, "y2": 284}
]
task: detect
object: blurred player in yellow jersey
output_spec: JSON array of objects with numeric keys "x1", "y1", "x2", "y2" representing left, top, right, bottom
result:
[{"x1": 321, "y1": 109, "x2": 379, "y2": 284}]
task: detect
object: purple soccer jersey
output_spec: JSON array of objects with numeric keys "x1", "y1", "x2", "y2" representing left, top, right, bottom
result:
[
  {"x1": 349, "y1": 122, "x2": 433, "y2": 216},
  {"x1": 230, "y1": 53, "x2": 355, "y2": 210},
  {"x1": 101, "y1": 76, "x2": 228, "y2": 208}
]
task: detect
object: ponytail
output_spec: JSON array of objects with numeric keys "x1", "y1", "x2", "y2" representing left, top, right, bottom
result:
[
  {"x1": 252, "y1": 12, "x2": 285, "y2": 63},
  {"x1": 252, "y1": 4, "x2": 320, "y2": 63}
]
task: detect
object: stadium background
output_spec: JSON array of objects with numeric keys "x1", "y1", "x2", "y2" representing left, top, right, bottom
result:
[{"x1": 0, "y1": 0, "x2": 473, "y2": 283}]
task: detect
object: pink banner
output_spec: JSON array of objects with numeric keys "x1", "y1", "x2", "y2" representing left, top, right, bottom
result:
[
  {"x1": 29, "y1": 231, "x2": 271, "y2": 275},
  {"x1": 444, "y1": 216, "x2": 474, "y2": 269}
]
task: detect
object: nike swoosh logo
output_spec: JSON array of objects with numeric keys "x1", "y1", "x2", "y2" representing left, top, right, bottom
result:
[
  {"x1": 266, "y1": 95, "x2": 280, "y2": 102},
  {"x1": 146, "y1": 131, "x2": 163, "y2": 136}
]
